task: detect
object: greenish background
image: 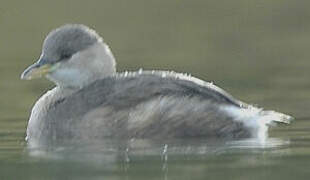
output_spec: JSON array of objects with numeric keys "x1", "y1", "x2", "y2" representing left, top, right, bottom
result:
[{"x1": 0, "y1": 0, "x2": 310, "y2": 179}]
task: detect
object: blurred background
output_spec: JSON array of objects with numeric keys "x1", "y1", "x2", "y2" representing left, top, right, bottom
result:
[
  {"x1": 1, "y1": 0, "x2": 310, "y2": 179},
  {"x1": 2, "y1": 0, "x2": 310, "y2": 119}
]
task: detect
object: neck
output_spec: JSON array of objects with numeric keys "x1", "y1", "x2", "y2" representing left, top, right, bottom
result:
[
  {"x1": 89, "y1": 42, "x2": 117, "y2": 78},
  {"x1": 47, "y1": 42, "x2": 117, "y2": 90}
]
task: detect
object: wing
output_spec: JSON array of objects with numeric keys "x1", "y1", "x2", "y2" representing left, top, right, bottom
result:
[{"x1": 47, "y1": 71, "x2": 246, "y2": 123}]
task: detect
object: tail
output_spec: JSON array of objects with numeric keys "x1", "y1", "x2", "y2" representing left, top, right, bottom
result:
[
  {"x1": 221, "y1": 105, "x2": 293, "y2": 140},
  {"x1": 259, "y1": 110, "x2": 293, "y2": 125}
]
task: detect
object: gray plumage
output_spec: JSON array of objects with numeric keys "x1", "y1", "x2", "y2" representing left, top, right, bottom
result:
[
  {"x1": 22, "y1": 24, "x2": 292, "y2": 147},
  {"x1": 27, "y1": 71, "x2": 253, "y2": 146}
]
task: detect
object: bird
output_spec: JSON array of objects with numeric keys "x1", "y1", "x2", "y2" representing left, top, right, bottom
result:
[{"x1": 21, "y1": 24, "x2": 292, "y2": 147}]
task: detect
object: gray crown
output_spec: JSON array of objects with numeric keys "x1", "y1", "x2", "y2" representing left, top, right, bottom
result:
[{"x1": 41, "y1": 24, "x2": 102, "y2": 63}]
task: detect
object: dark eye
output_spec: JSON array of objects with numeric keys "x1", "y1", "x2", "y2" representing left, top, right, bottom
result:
[{"x1": 60, "y1": 53, "x2": 72, "y2": 60}]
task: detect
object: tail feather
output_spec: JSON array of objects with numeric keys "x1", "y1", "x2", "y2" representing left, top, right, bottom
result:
[
  {"x1": 259, "y1": 110, "x2": 293, "y2": 125},
  {"x1": 221, "y1": 105, "x2": 293, "y2": 140}
]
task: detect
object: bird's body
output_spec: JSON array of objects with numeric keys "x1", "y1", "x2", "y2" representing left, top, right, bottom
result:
[{"x1": 22, "y1": 24, "x2": 292, "y2": 146}]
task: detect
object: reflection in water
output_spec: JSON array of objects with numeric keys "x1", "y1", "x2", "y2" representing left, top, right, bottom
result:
[
  {"x1": 26, "y1": 137, "x2": 290, "y2": 163},
  {"x1": 22, "y1": 138, "x2": 291, "y2": 180},
  {"x1": 226, "y1": 138, "x2": 290, "y2": 149}
]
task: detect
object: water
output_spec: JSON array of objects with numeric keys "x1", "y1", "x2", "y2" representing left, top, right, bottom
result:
[{"x1": 1, "y1": 0, "x2": 310, "y2": 179}]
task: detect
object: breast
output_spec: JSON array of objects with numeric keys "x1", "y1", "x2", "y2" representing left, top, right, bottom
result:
[{"x1": 26, "y1": 87, "x2": 75, "y2": 146}]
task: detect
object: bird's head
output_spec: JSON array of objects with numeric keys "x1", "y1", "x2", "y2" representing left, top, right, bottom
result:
[{"x1": 21, "y1": 24, "x2": 116, "y2": 88}]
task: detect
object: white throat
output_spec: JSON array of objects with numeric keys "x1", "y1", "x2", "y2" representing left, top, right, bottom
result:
[{"x1": 46, "y1": 42, "x2": 116, "y2": 89}]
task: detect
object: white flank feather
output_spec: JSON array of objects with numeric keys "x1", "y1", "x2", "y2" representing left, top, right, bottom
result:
[{"x1": 221, "y1": 105, "x2": 293, "y2": 141}]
